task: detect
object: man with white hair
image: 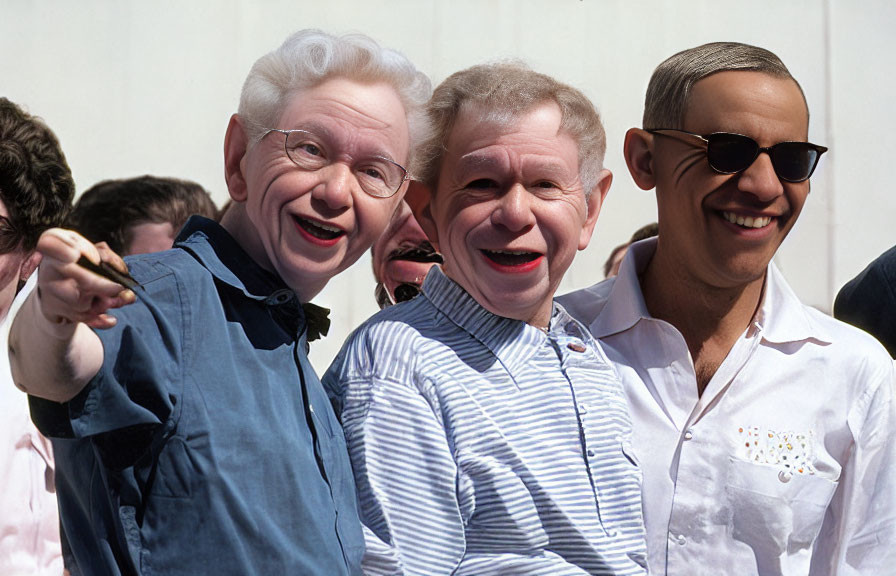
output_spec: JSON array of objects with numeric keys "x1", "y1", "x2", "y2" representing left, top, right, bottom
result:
[{"x1": 11, "y1": 29, "x2": 430, "y2": 575}]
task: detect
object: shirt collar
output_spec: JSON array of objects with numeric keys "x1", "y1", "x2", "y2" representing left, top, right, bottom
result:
[
  {"x1": 756, "y1": 261, "x2": 833, "y2": 345},
  {"x1": 421, "y1": 267, "x2": 553, "y2": 374},
  {"x1": 591, "y1": 238, "x2": 655, "y2": 338},
  {"x1": 174, "y1": 216, "x2": 329, "y2": 340},
  {"x1": 593, "y1": 236, "x2": 833, "y2": 345},
  {"x1": 175, "y1": 216, "x2": 291, "y2": 299}
]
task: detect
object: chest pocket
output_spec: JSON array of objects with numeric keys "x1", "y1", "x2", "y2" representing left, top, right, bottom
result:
[{"x1": 725, "y1": 456, "x2": 838, "y2": 559}]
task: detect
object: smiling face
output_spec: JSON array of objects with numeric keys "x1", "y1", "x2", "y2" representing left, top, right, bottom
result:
[
  {"x1": 420, "y1": 101, "x2": 607, "y2": 327},
  {"x1": 650, "y1": 70, "x2": 810, "y2": 290},
  {"x1": 225, "y1": 77, "x2": 410, "y2": 301}
]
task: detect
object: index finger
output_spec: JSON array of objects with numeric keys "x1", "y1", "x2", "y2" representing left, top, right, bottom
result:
[{"x1": 38, "y1": 228, "x2": 102, "y2": 266}]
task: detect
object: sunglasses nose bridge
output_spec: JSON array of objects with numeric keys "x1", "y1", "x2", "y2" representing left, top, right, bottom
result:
[{"x1": 737, "y1": 149, "x2": 785, "y2": 200}]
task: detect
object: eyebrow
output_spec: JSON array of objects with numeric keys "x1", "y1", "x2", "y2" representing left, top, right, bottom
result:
[
  {"x1": 289, "y1": 122, "x2": 397, "y2": 162},
  {"x1": 455, "y1": 152, "x2": 573, "y2": 179}
]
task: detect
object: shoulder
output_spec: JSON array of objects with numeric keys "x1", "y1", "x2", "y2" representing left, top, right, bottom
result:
[
  {"x1": 556, "y1": 277, "x2": 615, "y2": 327},
  {"x1": 325, "y1": 297, "x2": 448, "y2": 389},
  {"x1": 801, "y1": 305, "x2": 894, "y2": 381}
]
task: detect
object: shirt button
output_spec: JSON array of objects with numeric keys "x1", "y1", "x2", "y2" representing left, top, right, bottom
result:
[
  {"x1": 567, "y1": 342, "x2": 586, "y2": 353},
  {"x1": 683, "y1": 429, "x2": 693, "y2": 441},
  {"x1": 587, "y1": 449, "x2": 595, "y2": 457},
  {"x1": 778, "y1": 469, "x2": 793, "y2": 483},
  {"x1": 579, "y1": 405, "x2": 589, "y2": 415},
  {"x1": 676, "y1": 534, "x2": 687, "y2": 546}
]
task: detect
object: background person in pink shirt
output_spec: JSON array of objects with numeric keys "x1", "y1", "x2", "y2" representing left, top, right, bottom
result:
[{"x1": 0, "y1": 97, "x2": 75, "y2": 576}]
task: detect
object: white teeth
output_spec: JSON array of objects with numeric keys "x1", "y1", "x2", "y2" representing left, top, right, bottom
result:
[
  {"x1": 490, "y1": 249, "x2": 533, "y2": 255},
  {"x1": 305, "y1": 219, "x2": 341, "y2": 233},
  {"x1": 723, "y1": 212, "x2": 771, "y2": 229}
]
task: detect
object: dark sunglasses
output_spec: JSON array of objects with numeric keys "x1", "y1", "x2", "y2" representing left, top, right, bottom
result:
[{"x1": 648, "y1": 129, "x2": 828, "y2": 183}]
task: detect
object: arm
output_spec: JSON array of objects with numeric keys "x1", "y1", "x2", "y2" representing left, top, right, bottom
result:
[
  {"x1": 9, "y1": 228, "x2": 136, "y2": 402},
  {"x1": 339, "y1": 374, "x2": 467, "y2": 576},
  {"x1": 812, "y1": 359, "x2": 896, "y2": 575}
]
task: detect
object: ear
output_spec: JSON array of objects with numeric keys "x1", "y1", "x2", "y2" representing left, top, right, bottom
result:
[
  {"x1": 405, "y1": 180, "x2": 439, "y2": 248},
  {"x1": 19, "y1": 250, "x2": 41, "y2": 284},
  {"x1": 579, "y1": 168, "x2": 613, "y2": 251},
  {"x1": 624, "y1": 128, "x2": 657, "y2": 191},
  {"x1": 224, "y1": 114, "x2": 250, "y2": 202}
]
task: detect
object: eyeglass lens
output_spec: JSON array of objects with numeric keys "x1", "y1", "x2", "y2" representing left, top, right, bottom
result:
[
  {"x1": 706, "y1": 133, "x2": 822, "y2": 183},
  {"x1": 284, "y1": 130, "x2": 407, "y2": 198}
]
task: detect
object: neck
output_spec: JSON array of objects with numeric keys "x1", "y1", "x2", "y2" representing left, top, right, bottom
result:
[{"x1": 641, "y1": 246, "x2": 766, "y2": 395}]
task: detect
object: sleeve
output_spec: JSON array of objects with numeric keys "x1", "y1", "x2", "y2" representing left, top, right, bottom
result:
[
  {"x1": 329, "y1": 345, "x2": 467, "y2": 576},
  {"x1": 811, "y1": 358, "x2": 896, "y2": 575},
  {"x1": 30, "y1": 267, "x2": 185, "y2": 470}
]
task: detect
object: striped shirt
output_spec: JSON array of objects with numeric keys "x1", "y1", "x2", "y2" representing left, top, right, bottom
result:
[{"x1": 324, "y1": 268, "x2": 647, "y2": 575}]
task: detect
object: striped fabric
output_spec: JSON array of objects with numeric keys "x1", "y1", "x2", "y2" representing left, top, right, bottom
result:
[{"x1": 325, "y1": 268, "x2": 647, "y2": 575}]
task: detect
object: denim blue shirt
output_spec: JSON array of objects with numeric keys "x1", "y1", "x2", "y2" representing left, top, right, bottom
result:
[{"x1": 31, "y1": 217, "x2": 363, "y2": 576}]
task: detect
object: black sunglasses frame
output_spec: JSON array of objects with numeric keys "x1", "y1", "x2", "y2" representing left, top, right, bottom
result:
[{"x1": 647, "y1": 129, "x2": 828, "y2": 183}]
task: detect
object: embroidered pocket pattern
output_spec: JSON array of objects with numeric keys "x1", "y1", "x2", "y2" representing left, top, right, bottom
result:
[{"x1": 738, "y1": 426, "x2": 817, "y2": 475}]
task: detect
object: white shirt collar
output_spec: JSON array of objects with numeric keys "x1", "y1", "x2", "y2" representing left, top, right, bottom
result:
[{"x1": 593, "y1": 237, "x2": 833, "y2": 346}]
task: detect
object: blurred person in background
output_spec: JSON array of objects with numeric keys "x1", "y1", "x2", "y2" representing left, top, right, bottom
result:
[
  {"x1": 603, "y1": 222, "x2": 658, "y2": 278},
  {"x1": 67, "y1": 175, "x2": 217, "y2": 256},
  {"x1": 0, "y1": 96, "x2": 75, "y2": 576}
]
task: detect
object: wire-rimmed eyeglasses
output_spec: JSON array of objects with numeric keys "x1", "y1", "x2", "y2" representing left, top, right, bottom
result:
[{"x1": 261, "y1": 128, "x2": 411, "y2": 198}]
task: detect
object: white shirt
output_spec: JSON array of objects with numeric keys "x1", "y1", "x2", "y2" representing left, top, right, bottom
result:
[
  {"x1": 0, "y1": 275, "x2": 63, "y2": 575},
  {"x1": 558, "y1": 238, "x2": 896, "y2": 576}
]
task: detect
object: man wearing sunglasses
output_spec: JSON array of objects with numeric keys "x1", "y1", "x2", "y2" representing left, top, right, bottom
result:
[{"x1": 559, "y1": 42, "x2": 896, "y2": 575}]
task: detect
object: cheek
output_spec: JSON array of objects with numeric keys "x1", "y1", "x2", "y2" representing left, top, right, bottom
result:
[{"x1": 356, "y1": 197, "x2": 403, "y2": 246}]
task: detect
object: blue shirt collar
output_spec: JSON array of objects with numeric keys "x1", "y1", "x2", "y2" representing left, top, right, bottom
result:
[{"x1": 175, "y1": 216, "x2": 292, "y2": 301}]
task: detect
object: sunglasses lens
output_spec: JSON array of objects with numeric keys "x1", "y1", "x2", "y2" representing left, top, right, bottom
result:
[
  {"x1": 770, "y1": 143, "x2": 819, "y2": 182},
  {"x1": 706, "y1": 134, "x2": 758, "y2": 174}
]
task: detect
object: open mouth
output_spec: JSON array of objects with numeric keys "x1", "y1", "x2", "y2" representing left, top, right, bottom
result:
[
  {"x1": 296, "y1": 217, "x2": 344, "y2": 240},
  {"x1": 722, "y1": 211, "x2": 772, "y2": 229},
  {"x1": 482, "y1": 249, "x2": 542, "y2": 267}
]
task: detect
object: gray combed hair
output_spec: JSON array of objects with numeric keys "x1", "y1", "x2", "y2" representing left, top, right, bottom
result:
[
  {"x1": 643, "y1": 41, "x2": 805, "y2": 129},
  {"x1": 416, "y1": 61, "x2": 607, "y2": 196}
]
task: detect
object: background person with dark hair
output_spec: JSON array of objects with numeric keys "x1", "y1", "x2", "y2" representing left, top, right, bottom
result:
[
  {"x1": 834, "y1": 245, "x2": 896, "y2": 358},
  {"x1": 0, "y1": 96, "x2": 75, "y2": 576},
  {"x1": 603, "y1": 222, "x2": 658, "y2": 278},
  {"x1": 67, "y1": 175, "x2": 217, "y2": 256}
]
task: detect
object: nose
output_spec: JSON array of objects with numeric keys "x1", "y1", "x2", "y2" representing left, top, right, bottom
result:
[
  {"x1": 736, "y1": 151, "x2": 784, "y2": 202},
  {"x1": 491, "y1": 184, "x2": 535, "y2": 232},
  {"x1": 310, "y1": 162, "x2": 355, "y2": 210}
]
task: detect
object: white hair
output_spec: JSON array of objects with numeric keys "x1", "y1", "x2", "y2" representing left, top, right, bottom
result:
[{"x1": 238, "y1": 29, "x2": 432, "y2": 168}]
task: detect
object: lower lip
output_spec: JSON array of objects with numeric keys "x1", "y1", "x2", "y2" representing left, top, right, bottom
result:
[
  {"x1": 481, "y1": 252, "x2": 544, "y2": 274},
  {"x1": 295, "y1": 219, "x2": 343, "y2": 247}
]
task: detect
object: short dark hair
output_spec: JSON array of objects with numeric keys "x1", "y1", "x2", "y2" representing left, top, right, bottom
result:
[
  {"x1": 67, "y1": 175, "x2": 217, "y2": 254},
  {"x1": 0, "y1": 98, "x2": 75, "y2": 252}
]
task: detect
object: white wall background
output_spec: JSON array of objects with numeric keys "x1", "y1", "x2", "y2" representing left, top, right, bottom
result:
[{"x1": 3, "y1": 0, "x2": 894, "y2": 370}]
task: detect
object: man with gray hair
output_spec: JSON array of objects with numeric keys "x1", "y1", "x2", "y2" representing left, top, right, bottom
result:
[
  {"x1": 327, "y1": 61, "x2": 647, "y2": 575},
  {"x1": 10, "y1": 29, "x2": 430, "y2": 575},
  {"x1": 559, "y1": 42, "x2": 896, "y2": 575}
]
